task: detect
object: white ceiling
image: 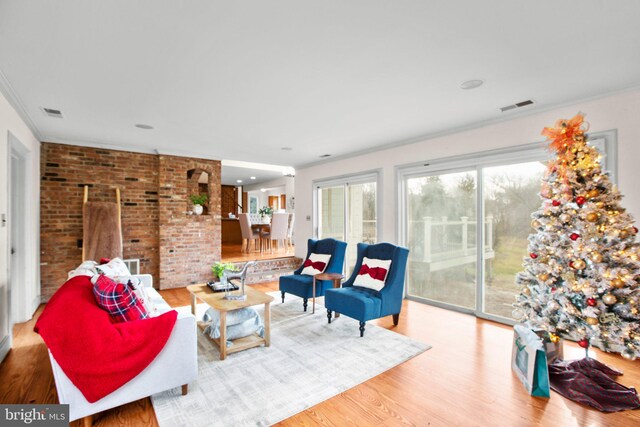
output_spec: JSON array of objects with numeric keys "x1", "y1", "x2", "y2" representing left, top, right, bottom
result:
[
  {"x1": 220, "y1": 164, "x2": 285, "y2": 186},
  {"x1": 1, "y1": 1, "x2": 640, "y2": 171}
]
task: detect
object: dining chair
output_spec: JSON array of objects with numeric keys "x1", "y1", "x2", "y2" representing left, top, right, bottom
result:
[
  {"x1": 238, "y1": 213, "x2": 260, "y2": 253},
  {"x1": 262, "y1": 212, "x2": 289, "y2": 252}
]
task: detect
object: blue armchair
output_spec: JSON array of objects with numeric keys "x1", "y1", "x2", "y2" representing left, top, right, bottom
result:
[
  {"x1": 279, "y1": 238, "x2": 347, "y2": 311},
  {"x1": 324, "y1": 242, "x2": 409, "y2": 337}
]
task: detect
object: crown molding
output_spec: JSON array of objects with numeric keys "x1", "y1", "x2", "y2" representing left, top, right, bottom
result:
[
  {"x1": 297, "y1": 84, "x2": 640, "y2": 170},
  {"x1": 0, "y1": 69, "x2": 43, "y2": 141},
  {"x1": 42, "y1": 137, "x2": 158, "y2": 155}
]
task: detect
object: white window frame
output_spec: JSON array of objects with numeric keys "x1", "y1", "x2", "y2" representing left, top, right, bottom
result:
[
  {"x1": 396, "y1": 132, "x2": 617, "y2": 324},
  {"x1": 312, "y1": 169, "x2": 383, "y2": 242}
]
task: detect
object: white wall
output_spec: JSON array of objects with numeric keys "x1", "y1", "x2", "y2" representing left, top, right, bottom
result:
[
  {"x1": 294, "y1": 89, "x2": 640, "y2": 258},
  {"x1": 0, "y1": 88, "x2": 41, "y2": 358}
]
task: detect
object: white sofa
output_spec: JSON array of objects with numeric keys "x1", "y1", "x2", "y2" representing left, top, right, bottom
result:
[{"x1": 47, "y1": 275, "x2": 197, "y2": 425}]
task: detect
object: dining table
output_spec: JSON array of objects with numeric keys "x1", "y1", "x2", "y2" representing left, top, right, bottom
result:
[{"x1": 251, "y1": 222, "x2": 271, "y2": 252}]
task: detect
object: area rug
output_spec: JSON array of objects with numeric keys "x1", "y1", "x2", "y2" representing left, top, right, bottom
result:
[{"x1": 151, "y1": 293, "x2": 430, "y2": 426}]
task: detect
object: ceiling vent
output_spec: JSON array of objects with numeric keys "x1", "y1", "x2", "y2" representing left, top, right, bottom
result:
[
  {"x1": 319, "y1": 154, "x2": 332, "y2": 158},
  {"x1": 500, "y1": 99, "x2": 534, "y2": 113},
  {"x1": 41, "y1": 107, "x2": 63, "y2": 118}
]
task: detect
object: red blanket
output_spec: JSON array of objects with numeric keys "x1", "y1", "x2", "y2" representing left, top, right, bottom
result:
[{"x1": 35, "y1": 276, "x2": 177, "y2": 403}]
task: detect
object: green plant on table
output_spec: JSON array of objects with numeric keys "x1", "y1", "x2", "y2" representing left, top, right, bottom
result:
[
  {"x1": 189, "y1": 193, "x2": 208, "y2": 206},
  {"x1": 258, "y1": 206, "x2": 273, "y2": 216},
  {"x1": 212, "y1": 262, "x2": 238, "y2": 280}
]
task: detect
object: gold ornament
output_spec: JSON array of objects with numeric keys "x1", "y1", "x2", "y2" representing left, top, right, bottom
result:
[
  {"x1": 549, "y1": 333, "x2": 560, "y2": 343},
  {"x1": 538, "y1": 273, "x2": 550, "y2": 282},
  {"x1": 595, "y1": 201, "x2": 605, "y2": 209},
  {"x1": 586, "y1": 317, "x2": 599, "y2": 326},
  {"x1": 611, "y1": 278, "x2": 625, "y2": 289},
  {"x1": 586, "y1": 212, "x2": 599, "y2": 222},
  {"x1": 590, "y1": 252, "x2": 603, "y2": 263},
  {"x1": 572, "y1": 259, "x2": 586, "y2": 270},
  {"x1": 620, "y1": 230, "x2": 629, "y2": 239},
  {"x1": 522, "y1": 287, "x2": 531, "y2": 296},
  {"x1": 587, "y1": 189, "x2": 600, "y2": 199},
  {"x1": 559, "y1": 213, "x2": 571, "y2": 223},
  {"x1": 603, "y1": 293, "x2": 617, "y2": 305},
  {"x1": 531, "y1": 220, "x2": 541, "y2": 229}
]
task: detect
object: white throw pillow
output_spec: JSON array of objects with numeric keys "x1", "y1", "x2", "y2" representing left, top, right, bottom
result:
[
  {"x1": 353, "y1": 257, "x2": 392, "y2": 291},
  {"x1": 68, "y1": 260, "x2": 99, "y2": 279},
  {"x1": 96, "y1": 258, "x2": 131, "y2": 277},
  {"x1": 300, "y1": 253, "x2": 331, "y2": 276}
]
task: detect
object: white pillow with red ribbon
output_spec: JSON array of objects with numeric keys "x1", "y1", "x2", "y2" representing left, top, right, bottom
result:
[
  {"x1": 353, "y1": 257, "x2": 392, "y2": 291},
  {"x1": 301, "y1": 253, "x2": 331, "y2": 275}
]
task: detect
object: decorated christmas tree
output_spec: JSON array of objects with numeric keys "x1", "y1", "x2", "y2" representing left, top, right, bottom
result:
[{"x1": 515, "y1": 113, "x2": 640, "y2": 361}]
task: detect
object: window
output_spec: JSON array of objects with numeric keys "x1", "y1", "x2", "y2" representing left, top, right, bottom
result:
[
  {"x1": 314, "y1": 171, "x2": 380, "y2": 274},
  {"x1": 249, "y1": 196, "x2": 258, "y2": 214},
  {"x1": 398, "y1": 133, "x2": 616, "y2": 323}
]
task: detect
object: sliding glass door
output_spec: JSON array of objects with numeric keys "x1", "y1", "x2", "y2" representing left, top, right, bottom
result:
[
  {"x1": 316, "y1": 174, "x2": 379, "y2": 274},
  {"x1": 401, "y1": 146, "x2": 549, "y2": 322},
  {"x1": 406, "y1": 170, "x2": 477, "y2": 310},
  {"x1": 482, "y1": 162, "x2": 547, "y2": 318}
]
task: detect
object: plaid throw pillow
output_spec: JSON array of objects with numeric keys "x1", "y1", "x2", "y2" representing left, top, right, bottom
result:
[{"x1": 92, "y1": 275, "x2": 149, "y2": 322}]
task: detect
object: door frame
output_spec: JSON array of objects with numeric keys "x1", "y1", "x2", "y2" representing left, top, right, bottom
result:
[
  {"x1": 7, "y1": 132, "x2": 32, "y2": 325},
  {"x1": 397, "y1": 142, "x2": 551, "y2": 323},
  {"x1": 313, "y1": 169, "x2": 382, "y2": 273},
  {"x1": 396, "y1": 133, "x2": 617, "y2": 324}
]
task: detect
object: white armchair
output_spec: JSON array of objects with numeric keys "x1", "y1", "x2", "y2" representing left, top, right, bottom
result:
[{"x1": 47, "y1": 274, "x2": 197, "y2": 425}]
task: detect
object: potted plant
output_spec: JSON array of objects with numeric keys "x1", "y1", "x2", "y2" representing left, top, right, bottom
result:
[
  {"x1": 211, "y1": 262, "x2": 237, "y2": 283},
  {"x1": 258, "y1": 206, "x2": 273, "y2": 223},
  {"x1": 189, "y1": 193, "x2": 208, "y2": 215}
]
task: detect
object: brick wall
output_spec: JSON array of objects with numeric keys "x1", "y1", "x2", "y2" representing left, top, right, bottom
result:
[
  {"x1": 40, "y1": 143, "x2": 222, "y2": 298},
  {"x1": 158, "y1": 155, "x2": 221, "y2": 289}
]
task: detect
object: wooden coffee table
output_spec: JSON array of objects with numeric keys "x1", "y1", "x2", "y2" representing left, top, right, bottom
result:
[
  {"x1": 312, "y1": 273, "x2": 344, "y2": 315},
  {"x1": 187, "y1": 285, "x2": 274, "y2": 360}
]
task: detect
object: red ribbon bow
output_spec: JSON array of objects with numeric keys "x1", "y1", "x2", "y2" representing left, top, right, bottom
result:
[
  {"x1": 358, "y1": 264, "x2": 388, "y2": 281},
  {"x1": 303, "y1": 259, "x2": 326, "y2": 271}
]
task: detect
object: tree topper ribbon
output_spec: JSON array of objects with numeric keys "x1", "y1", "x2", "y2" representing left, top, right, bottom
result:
[{"x1": 541, "y1": 113, "x2": 589, "y2": 153}]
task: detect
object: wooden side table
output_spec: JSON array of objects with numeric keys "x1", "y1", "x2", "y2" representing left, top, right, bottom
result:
[{"x1": 312, "y1": 272, "x2": 344, "y2": 315}]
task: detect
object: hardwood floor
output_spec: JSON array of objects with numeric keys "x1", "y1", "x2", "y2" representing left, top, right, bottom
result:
[
  {"x1": 2, "y1": 281, "x2": 640, "y2": 426},
  {"x1": 222, "y1": 242, "x2": 296, "y2": 263}
]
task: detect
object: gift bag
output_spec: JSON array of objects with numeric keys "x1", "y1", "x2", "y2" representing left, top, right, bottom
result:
[{"x1": 512, "y1": 324, "x2": 550, "y2": 397}]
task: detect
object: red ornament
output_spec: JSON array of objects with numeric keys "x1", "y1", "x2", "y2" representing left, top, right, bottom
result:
[
  {"x1": 530, "y1": 253, "x2": 538, "y2": 259},
  {"x1": 586, "y1": 298, "x2": 597, "y2": 307},
  {"x1": 569, "y1": 261, "x2": 574, "y2": 268},
  {"x1": 633, "y1": 226, "x2": 638, "y2": 234},
  {"x1": 578, "y1": 339, "x2": 589, "y2": 349},
  {"x1": 570, "y1": 233, "x2": 580, "y2": 241},
  {"x1": 576, "y1": 196, "x2": 586, "y2": 206},
  {"x1": 551, "y1": 287, "x2": 556, "y2": 293},
  {"x1": 552, "y1": 200, "x2": 561, "y2": 207}
]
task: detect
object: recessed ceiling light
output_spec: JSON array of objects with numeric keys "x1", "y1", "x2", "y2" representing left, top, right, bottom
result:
[
  {"x1": 460, "y1": 79, "x2": 484, "y2": 90},
  {"x1": 260, "y1": 188, "x2": 266, "y2": 192},
  {"x1": 236, "y1": 179, "x2": 242, "y2": 183},
  {"x1": 135, "y1": 123, "x2": 154, "y2": 130},
  {"x1": 250, "y1": 176, "x2": 256, "y2": 180},
  {"x1": 281, "y1": 147, "x2": 293, "y2": 151}
]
